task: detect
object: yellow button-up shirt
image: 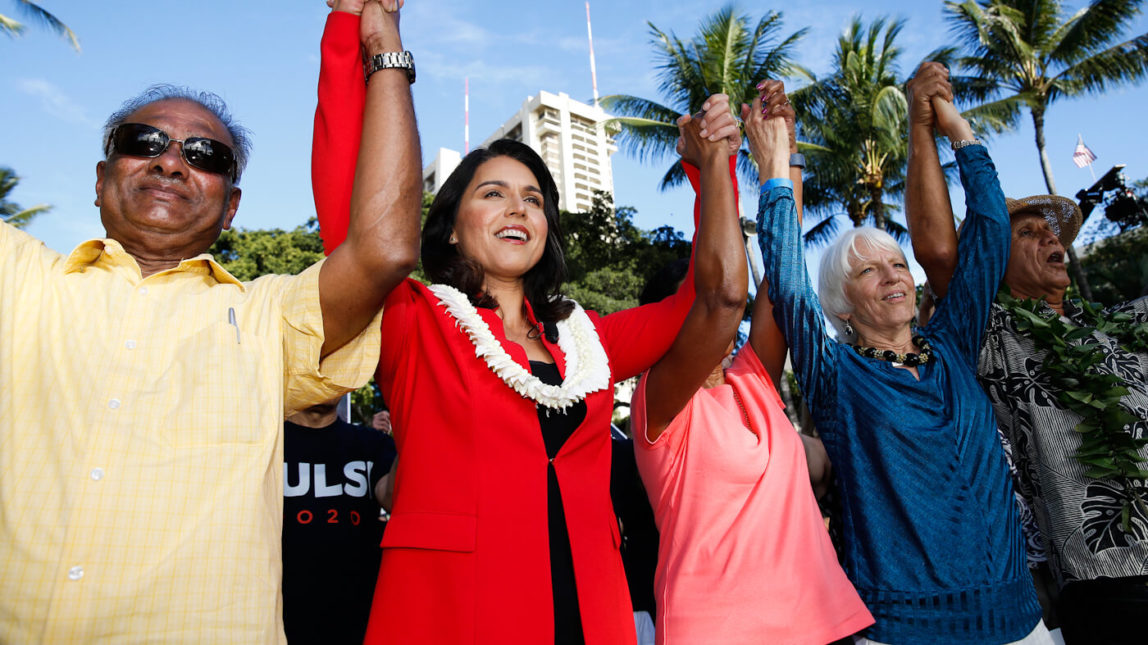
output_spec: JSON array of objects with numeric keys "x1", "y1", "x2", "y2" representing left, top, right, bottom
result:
[{"x1": 0, "y1": 222, "x2": 382, "y2": 643}]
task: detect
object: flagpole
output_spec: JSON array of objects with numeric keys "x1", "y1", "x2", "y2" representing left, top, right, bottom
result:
[{"x1": 586, "y1": 1, "x2": 599, "y2": 109}]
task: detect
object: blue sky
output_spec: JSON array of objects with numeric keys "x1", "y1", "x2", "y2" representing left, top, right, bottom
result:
[{"x1": 4, "y1": 0, "x2": 1147, "y2": 283}]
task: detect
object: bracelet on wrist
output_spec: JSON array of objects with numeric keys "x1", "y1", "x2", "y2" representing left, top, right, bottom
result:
[{"x1": 950, "y1": 138, "x2": 983, "y2": 150}]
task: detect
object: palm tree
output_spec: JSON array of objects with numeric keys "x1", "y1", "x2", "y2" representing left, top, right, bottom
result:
[
  {"x1": 1, "y1": 1, "x2": 79, "y2": 51},
  {"x1": 600, "y1": 6, "x2": 806, "y2": 190},
  {"x1": 945, "y1": 0, "x2": 1148, "y2": 297},
  {"x1": 1, "y1": 167, "x2": 51, "y2": 229},
  {"x1": 793, "y1": 17, "x2": 912, "y2": 246}
]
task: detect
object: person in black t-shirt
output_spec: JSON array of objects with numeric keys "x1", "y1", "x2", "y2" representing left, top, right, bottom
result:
[{"x1": 282, "y1": 399, "x2": 397, "y2": 645}]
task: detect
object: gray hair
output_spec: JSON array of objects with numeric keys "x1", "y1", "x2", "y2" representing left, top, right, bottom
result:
[
  {"x1": 101, "y1": 84, "x2": 252, "y2": 184},
  {"x1": 818, "y1": 226, "x2": 907, "y2": 342}
]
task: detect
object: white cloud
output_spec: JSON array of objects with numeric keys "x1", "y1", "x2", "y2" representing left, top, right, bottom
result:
[{"x1": 16, "y1": 78, "x2": 96, "y2": 128}]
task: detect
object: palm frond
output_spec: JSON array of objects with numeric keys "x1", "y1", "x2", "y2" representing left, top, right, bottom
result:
[
  {"x1": 1054, "y1": 31, "x2": 1148, "y2": 96},
  {"x1": 659, "y1": 160, "x2": 688, "y2": 191},
  {"x1": 2, "y1": 204, "x2": 51, "y2": 229},
  {"x1": 0, "y1": 13, "x2": 24, "y2": 37},
  {"x1": 11, "y1": 1, "x2": 78, "y2": 51},
  {"x1": 803, "y1": 215, "x2": 844, "y2": 247},
  {"x1": 960, "y1": 94, "x2": 1025, "y2": 135},
  {"x1": 1049, "y1": 0, "x2": 1143, "y2": 65},
  {"x1": 599, "y1": 115, "x2": 679, "y2": 164}
]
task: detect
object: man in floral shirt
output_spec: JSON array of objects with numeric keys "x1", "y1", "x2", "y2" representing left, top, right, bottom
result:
[{"x1": 906, "y1": 62, "x2": 1148, "y2": 645}]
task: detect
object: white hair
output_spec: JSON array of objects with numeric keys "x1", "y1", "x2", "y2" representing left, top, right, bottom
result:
[{"x1": 818, "y1": 227, "x2": 907, "y2": 342}]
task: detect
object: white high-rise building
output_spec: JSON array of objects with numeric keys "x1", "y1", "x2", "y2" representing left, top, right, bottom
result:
[
  {"x1": 422, "y1": 147, "x2": 461, "y2": 196},
  {"x1": 422, "y1": 91, "x2": 617, "y2": 214}
]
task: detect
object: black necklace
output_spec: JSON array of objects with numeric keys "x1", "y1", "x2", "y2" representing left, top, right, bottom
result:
[{"x1": 851, "y1": 335, "x2": 932, "y2": 366}]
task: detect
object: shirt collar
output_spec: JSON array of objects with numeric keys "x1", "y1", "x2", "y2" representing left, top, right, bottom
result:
[{"x1": 63, "y1": 238, "x2": 246, "y2": 290}]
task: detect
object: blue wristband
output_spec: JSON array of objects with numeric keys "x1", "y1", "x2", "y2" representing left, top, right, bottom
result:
[{"x1": 760, "y1": 177, "x2": 794, "y2": 192}]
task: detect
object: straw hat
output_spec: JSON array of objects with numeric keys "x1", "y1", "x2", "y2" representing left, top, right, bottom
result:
[{"x1": 1005, "y1": 195, "x2": 1083, "y2": 248}]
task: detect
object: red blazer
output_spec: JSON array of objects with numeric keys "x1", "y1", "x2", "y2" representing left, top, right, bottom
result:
[{"x1": 312, "y1": 13, "x2": 735, "y2": 643}]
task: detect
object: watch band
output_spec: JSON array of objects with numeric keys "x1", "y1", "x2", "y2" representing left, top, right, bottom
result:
[
  {"x1": 950, "y1": 139, "x2": 983, "y2": 150},
  {"x1": 366, "y1": 51, "x2": 416, "y2": 84},
  {"x1": 788, "y1": 152, "x2": 806, "y2": 168}
]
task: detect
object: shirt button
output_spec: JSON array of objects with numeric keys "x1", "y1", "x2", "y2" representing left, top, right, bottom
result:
[
  {"x1": 125, "y1": 340, "x2": 136, "y2": 350},
  {"x1": 138, "y1": 287, "x2": 148, "y2": 295},
  {"x1": 90, "y1": 468, "x2": 105, "y2": 481},
  {"x1": 109, "y1": 399, "x2": 121, "y2": 410},
  {"x1": 68, "y1": 566, "x2": 83, "y2": 581}
]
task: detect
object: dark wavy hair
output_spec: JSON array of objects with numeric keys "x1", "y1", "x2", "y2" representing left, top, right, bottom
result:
[{"x1": 422, "y1": 139, "x2": 574, "y2": 332}]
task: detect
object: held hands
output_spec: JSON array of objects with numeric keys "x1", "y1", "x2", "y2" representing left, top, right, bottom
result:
[
  {"x1": 676, "y1": 93, "x2": 741, "y2": 166},
  {"x1": 906, "y1": 62, "x2": 975, "y2": 143},
  {"x1": 362, "y1": 0, "x2": 402, "y2": 52},
  {"x1": 327, "y1": 0, "x2": 402, "y2": 14},
  {"x1": 931, "y1": 96, "x2": 975, "y2": 144},
  {"x1": 746, "y1": 80, "x2": 797, "y2": 154},
  {"x1": 741, "y1": 81, "x2": 790, "y2": 183},
  {"x1": 327, "y1": 0, "x2": 403, "y2": 51},
  {"x1": 906, "y1": 62, "x2": 953, "y2": 130}
]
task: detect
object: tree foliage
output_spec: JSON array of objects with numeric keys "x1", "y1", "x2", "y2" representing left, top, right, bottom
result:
[
  {"x1": 1080, "y1": 225, "x2": 1148, "y2": 306},
  {"x1": 207, "y1": 217, "x2": 326, "y2": 282},
  {"x1": 1, "y1": 1, "x2": 78, "y2": 50},
  {"x1": 561, "y1": 190, "x2": 691, "y2": 314},
  {"x1": 0, "y1": 166, "x2": 50, "y2": 229},
  {"x1": 600, "y1": 5, "x2": 806, "y2": 190},
  {"x1": 792, "y1": 17, "x2": 914, "y2": 246},
  {"x1": 945, "y1": 0, "x2": 1148, "y2": 195},
  {"x1": 945, "y1": 0, "x2": 1148, "y2": 298}
]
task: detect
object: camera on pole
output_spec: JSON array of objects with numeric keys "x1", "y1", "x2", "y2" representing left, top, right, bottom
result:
[{"x1": 1076, "y1": 164, "x2": 1148, "y2": 232}]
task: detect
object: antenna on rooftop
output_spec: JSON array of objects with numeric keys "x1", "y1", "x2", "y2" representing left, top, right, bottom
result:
[
  {"x1": 465, "y1": 77, "x2": 471, "y2": 154},
  {"x1": 586, "y1": 2, "x2": 599, "y2": 108}
]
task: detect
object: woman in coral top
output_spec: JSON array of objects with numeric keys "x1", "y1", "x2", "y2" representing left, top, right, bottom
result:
[
  {"x1": 311, "y1": 5, "x2": 741, "y2": 643},
  {"x1": 631, "y1": 84, "x2": 873, "y2": 645}
]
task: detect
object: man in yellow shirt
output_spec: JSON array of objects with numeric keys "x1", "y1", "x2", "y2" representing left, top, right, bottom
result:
[{"x1": 0, "y1": 3, "x2": 418, "y2": 642}]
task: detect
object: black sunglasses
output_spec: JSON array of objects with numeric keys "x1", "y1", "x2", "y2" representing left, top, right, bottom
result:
[{"x1": 108, "y1": 123, "x2": 237, "y2": 180}]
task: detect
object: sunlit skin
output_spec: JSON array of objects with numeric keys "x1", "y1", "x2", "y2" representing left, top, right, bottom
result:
[
  {"x1": 451, "y1": 155, "x2": 551, "y2": 361},
  {"x1": 1003, "y1": 213, "x2": 1070, "y2": 315},
  {"x1": 840, "y1": 243, "x2": 921, "y2": 366},
  {"x1": 95, "y1": 98, "x2": 241, "y2": 277},
  {"x1": 452, "y1": 156, "x2": 548, "y2": 289}
]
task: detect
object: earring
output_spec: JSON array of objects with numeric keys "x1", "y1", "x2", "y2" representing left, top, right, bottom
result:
[
  {"x1": 449, "y1": 233, "x2": 458, "y2": 244},
  {"x1": 844, "y1": 321, "x2": 855, "y2": 337}
]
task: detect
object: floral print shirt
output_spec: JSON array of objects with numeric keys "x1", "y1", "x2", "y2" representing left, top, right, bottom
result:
[{"x1": 979, "y1": 296, "x2": 1148, "y2": 587}]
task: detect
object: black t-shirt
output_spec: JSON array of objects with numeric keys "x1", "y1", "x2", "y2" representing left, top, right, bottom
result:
[{"x1": 282, "y1": 418, "x2": 397, "y2": 645}]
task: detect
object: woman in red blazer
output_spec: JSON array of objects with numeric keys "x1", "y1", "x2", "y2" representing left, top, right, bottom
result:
[{"x1": 312, "y1": 5, "x2": 741, "y2": 643}]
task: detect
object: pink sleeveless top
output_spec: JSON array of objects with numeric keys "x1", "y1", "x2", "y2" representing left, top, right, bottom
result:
[{"x1": 632, "y1": 347, "x2": 873, "y2": 644}]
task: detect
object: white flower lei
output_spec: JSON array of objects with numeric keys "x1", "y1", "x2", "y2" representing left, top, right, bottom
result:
[{"x1": 428, "y1": 283, "x2": 611, "y2": 410}]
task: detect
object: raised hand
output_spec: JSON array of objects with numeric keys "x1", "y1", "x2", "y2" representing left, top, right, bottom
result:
[
  {"x1": 756, "y1": 80, "x2": 797, "y2": 154},
  {"x1": 677, "y1": 93, "x2": 741, "y2": 163},
  {"x1": 906, "y1": 62, "x2": 954, "y2": 131},
  {"x1": 362, "y1": 0, "x2": 403, "y2": 52},
  {"x1": 932, "y1": 96, "x2": 975, "y2": 144},
  {"x1": 676, "y1": 115, "x2": 730, "y2": 168},
  {"x1": 741, "y1": 88, "x2": 789, "y2": 184},
  {"x1": 328, "y1": 0, "x2": 367, "y2": 14}
]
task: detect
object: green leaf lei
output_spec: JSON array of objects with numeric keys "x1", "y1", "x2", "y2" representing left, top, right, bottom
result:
[{"x1": 997, "y1": 288, "x2": 1148, "y2": 531}]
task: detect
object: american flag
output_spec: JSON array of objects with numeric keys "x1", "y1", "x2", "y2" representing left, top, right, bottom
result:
[{"x1": 1073, "y1": 134, "x2": 1097, "y2": 168}]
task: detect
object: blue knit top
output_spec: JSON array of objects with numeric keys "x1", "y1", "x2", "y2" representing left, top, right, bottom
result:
[{"x1": 757, "y1": 146, "x2": 1041, "y2": 644}]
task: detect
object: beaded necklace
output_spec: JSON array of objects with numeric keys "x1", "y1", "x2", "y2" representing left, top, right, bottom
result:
[{"x1": 850, "y1": 335, "x2": 933, "y2": 367}]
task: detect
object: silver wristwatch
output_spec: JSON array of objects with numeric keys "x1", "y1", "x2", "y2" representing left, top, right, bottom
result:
[
  {"x1": 951, "y1": 138, "x2": 983, "y2": 150},
  {"x1": 366, "y1": 51, "x2": 416, "y2": 84}
]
